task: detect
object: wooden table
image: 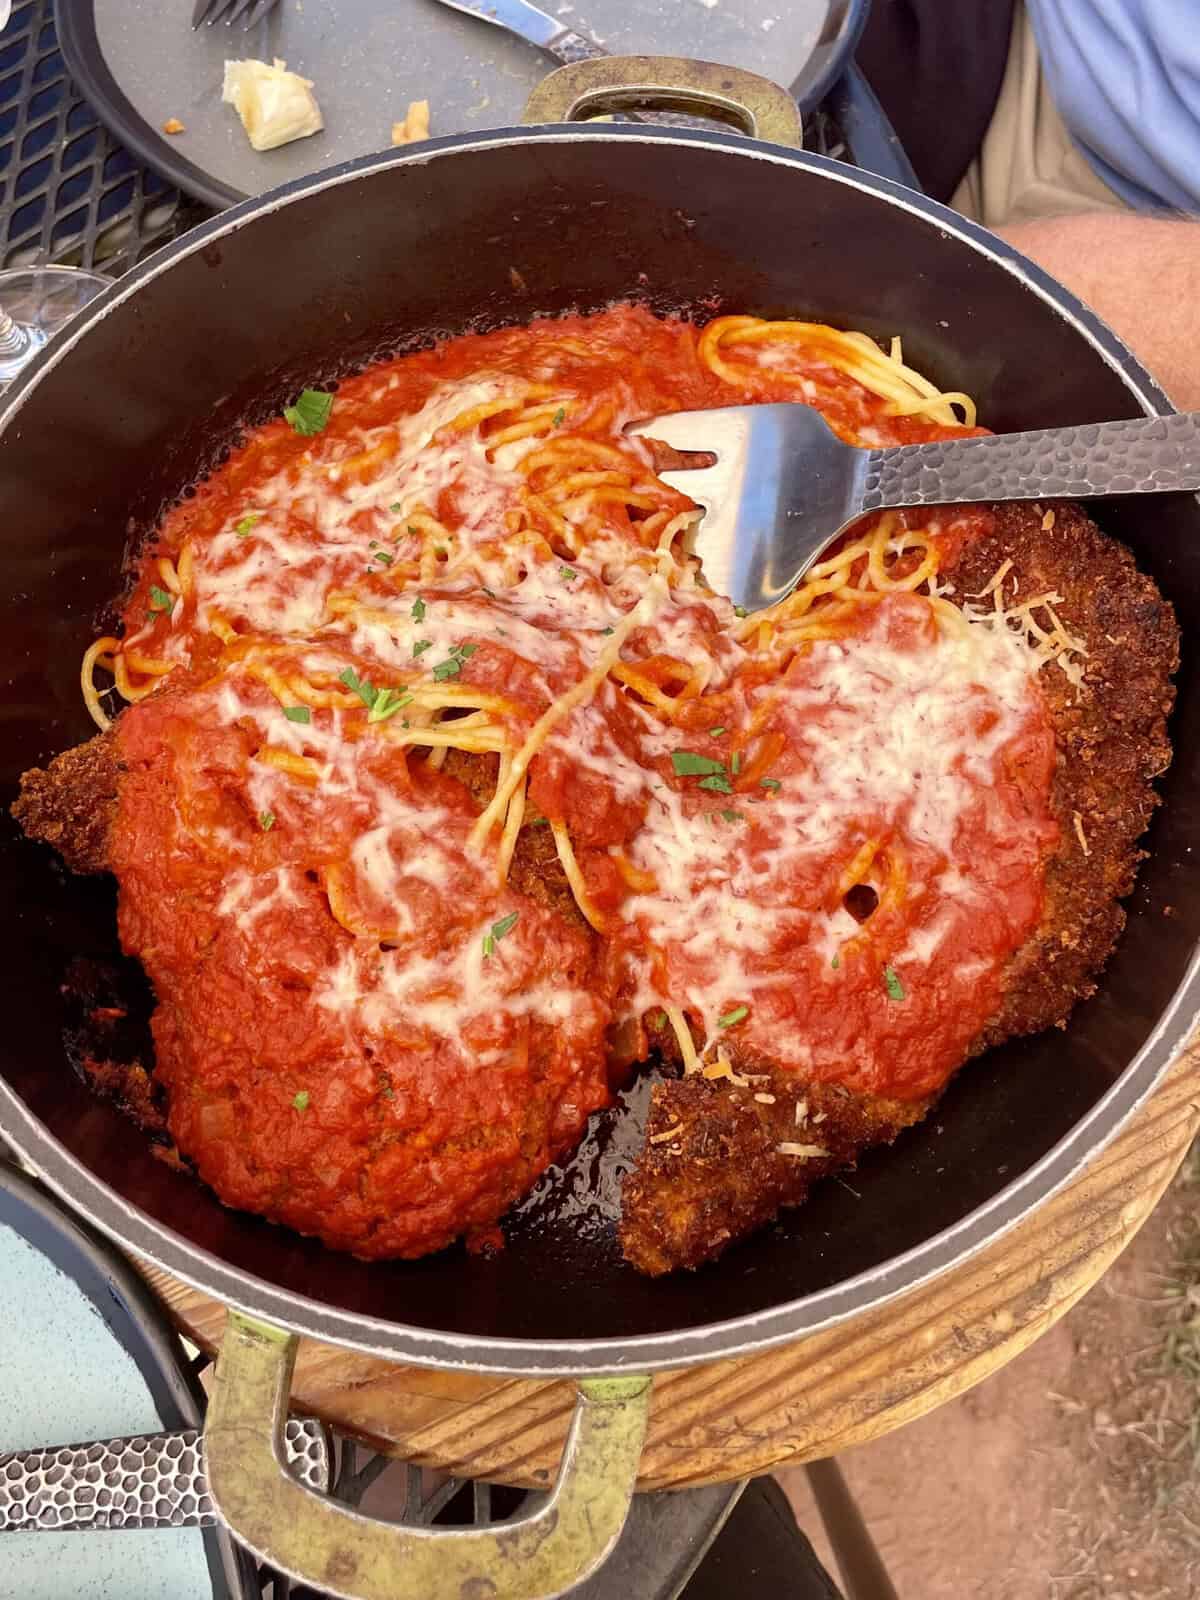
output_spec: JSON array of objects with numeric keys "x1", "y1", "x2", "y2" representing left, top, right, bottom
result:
[{"x1": 142, "y1": 1051, "x2": 1200, "y2": 1491}]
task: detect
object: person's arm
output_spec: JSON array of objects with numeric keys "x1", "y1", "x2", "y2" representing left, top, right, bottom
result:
[{"x1": 998, "y1": 214, "x2": 1200, "y2": 411}]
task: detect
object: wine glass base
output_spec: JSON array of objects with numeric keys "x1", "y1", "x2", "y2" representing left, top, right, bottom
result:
[
  {"x1": 0, "y1": 319, "x2": 47, "y2": 383},
  {"x1": 0, "y1": 266, "x2": 110, "y2": 390}
]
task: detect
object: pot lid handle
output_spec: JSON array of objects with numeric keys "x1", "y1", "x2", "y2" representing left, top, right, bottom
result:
[
  {"x1": 205, "y1": 1310, "x2": 650, "y2": 1600},
  {"x1": 522, "y1": 54, "x2": 803, "y2": 148}
]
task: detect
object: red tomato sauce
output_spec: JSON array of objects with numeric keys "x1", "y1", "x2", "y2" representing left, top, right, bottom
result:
[{"x1": 100, "y1": 305, "x2": 1059, "y2": 1258}]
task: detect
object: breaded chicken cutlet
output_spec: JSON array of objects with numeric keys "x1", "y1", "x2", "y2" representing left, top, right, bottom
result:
[
  {"x1": 619, "y1": 501, "x2": 1177, "y2": 1274},
  {"x1": 14, "y1": 501, "x2": 1178, "y2": 1275}
]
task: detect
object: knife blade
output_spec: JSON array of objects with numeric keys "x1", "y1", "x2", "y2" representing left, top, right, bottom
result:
[{"x1": 431, "y1": 0, "x2": 607, "y2": 65}]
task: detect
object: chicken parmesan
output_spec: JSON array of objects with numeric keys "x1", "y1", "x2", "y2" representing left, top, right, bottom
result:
[{"x1": 13, "y1": 306, "x2": 1177, "y2": 1272}]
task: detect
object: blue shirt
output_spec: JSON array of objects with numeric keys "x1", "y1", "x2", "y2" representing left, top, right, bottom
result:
[{"x1": 1026, "y1": 0, "x2": 1200, "y2": 212}]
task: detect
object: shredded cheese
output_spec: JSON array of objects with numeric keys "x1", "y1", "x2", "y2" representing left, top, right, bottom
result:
[
  {"x1": 1074, "y1": 811, "x2": 1091, "y2": 856},
  {"x1": 966, "y1": 560, "x2": 1088, "y2": 688}
]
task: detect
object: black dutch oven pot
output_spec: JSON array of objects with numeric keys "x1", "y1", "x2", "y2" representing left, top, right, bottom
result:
[{"x1": 2, "y1": 58, "x2": 1198, "y2": 1598}]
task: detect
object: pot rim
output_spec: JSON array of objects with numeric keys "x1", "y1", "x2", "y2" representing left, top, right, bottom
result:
[{"x1": 2, "y1": 123, "x2": 1195, "y2": 1375}]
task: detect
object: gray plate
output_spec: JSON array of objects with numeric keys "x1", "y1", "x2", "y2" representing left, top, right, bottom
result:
[{"x1": 80, "y1": 0, "x2": 835, "y2": 203}]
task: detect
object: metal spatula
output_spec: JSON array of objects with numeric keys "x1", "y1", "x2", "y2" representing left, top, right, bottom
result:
[{"x1": 627, "y1": 404, "x2": 1200, "y2": 612}]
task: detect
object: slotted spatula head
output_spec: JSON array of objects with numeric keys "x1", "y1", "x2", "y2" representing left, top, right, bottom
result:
[{"x1": 627, "y1": 403, "x2": 870, "y2": 612}]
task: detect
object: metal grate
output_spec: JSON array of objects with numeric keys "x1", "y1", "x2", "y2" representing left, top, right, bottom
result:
[{"x1": 0, "y1": 0, "x2": 208, "y2": 272}]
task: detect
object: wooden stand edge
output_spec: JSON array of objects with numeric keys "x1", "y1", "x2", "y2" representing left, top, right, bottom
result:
[{"x1": 142, "y1": 1048, "x2": 1200, "y2": 1491}]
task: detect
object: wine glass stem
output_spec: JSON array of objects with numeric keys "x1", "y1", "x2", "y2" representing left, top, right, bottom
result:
[{"x1": 0, "y1": 303, "x2": 47, "y2": 383}]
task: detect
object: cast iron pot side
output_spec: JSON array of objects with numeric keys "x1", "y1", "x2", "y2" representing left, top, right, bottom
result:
[{"x1": 0, "y1": 127, "x2": 1197, "y2": 1376}]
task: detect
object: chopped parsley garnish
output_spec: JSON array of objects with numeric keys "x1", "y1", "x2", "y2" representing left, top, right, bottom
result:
[
  {"x1": 552, "y1": 406, "x2": 566, "y2": 427},
  {"x1": 368, "y1": 687, "x2": 412, "y2": 724},
  {"x1": 601, "y1": 626, "x2": 615, "y2": 636},
  {"x1": 339, "y1": 665, "x2": 377, "y2": 709},
  {"x1": 671, "y1": 750, "x2": 725, "y2": 777},
  {"x1": 731, "y1": 751, "x2": 742, "y2": 776},
  {"x1": 259, "y1": 810, "x2": 275, "y2": 832},
  {"x1": 708, "y1": 725, "x2": 726, "y2": 738},
  {"x1": 671, "y1": 748, "x2": 734, "y2": 794},
  {"x1": 412, "y1": 639, "x2": 432, "y2": 657},
  {"x1": 434, "y1": 544, "x2": 448, "y2": 556},
  {"x1": 292, "y1": 1090, "x2": 310, "y2": 1112},
  {"x1": 283, "y1": 705, "x2": 311, "y2": 724},
  {"x1": 431, "y1": 641, "x2": 477, "y2": 680},
  {"x1": 339, "y1": 666, "x2": 411, "y2": 723},
  {"x1": 482, "y1": 586, "x2": 497, "y2": 599},
  {"x1": 759, "y1": 777, "x2": 782, "y2": 792},
  {"x1": 559, "y1": 565, "x2": 578, "y2": 581},
  {"x1": 148, "y1": 584, "x2": 174, "y2": 618},
  {"x1": 718, "y1": 1005, "x2": 749, "y2": 1029},
  {"x1": 719, "y1": 809, "x2": 744, "y2": 823},
  {"x1": 883, "y1": 965, "x2": 905, "y2": 1001},
  {"x1": 482, "y1": 910, "x2": 519, "y2": 958},
  {"x1": 372, "y1": 549, "x2": 394, "y2": 567},
  {"x1": 390, "y1": 501, "x2": 403, "y2": 512},
  {"x1": 411, "y1": 596, "x2": 426, "y2": 623},
  {"x1": 734, "y1": 605, "x2": 748, "y2": 618},
  {"x1": 234, "y1": 512, "x2": 262, "y2": 537},
  {"x1": 651, "y1": 1009, "x2": 668, "y2": 1028},
  {"x1": 283, "y1": 388, "x2": 334, "y2": 435},
  {"x1": 831, "y1": 954, "x2": 840, "y2": 970}
]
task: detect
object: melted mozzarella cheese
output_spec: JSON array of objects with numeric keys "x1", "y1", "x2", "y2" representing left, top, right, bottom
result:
[
  {"x1": 314, "y1": 921, "x2": 600, "y2": 1048},
  {"x1": 193, "y1": 379, "x2": 524, "y2": 641},
  {"x1": 616, "y1": 610, "x2": 1043, "y2": 1050},
  {"x1": 768, "y1": 619, "x2": 1036, "y2": 859}
]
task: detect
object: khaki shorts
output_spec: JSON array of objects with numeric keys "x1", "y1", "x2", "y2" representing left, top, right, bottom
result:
[{"x1": 951, "y1": 1, "x2": 1131, "y2": 229}]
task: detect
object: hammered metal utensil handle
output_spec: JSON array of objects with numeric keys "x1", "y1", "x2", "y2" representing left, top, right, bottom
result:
[
  {"x1": 863, "y1": 411, "x2": 1200, "y2": 511},
  {"x1": 0, "y1": 1417, "x2": 328, "y2": 1532}
]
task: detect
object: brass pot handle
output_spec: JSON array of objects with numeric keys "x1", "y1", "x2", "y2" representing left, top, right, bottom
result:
[
  {"x1": 205, "y1": 1311, "x2": 651, "y2": 1600},
  {"x1": 522, "y1": 55, "x2": 803, "y2": 148}
]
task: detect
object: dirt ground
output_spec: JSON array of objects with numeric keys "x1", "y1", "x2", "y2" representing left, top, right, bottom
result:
[{"x1": 779, "y1": 1143, "x2": 1200, "y2": 1600}]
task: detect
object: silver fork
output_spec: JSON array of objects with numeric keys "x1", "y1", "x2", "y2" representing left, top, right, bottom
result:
[
  {"x1": 628, "y1": 405, "x2": 1200, "y2": 612},
  {"x1": 192, "y1": 0, "x2": 278, "y2": 27}
]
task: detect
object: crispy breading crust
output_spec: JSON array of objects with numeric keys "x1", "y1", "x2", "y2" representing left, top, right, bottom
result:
[
  {"x1": 619, "y1": 503, "x2": 1178, "y2": 1275},
  {"x1": 617, "y1": 1055, "x2": 927, "y2": 1277},
  {"x1": 961, "y1": 504, "x2": 1177, "y2": 1046},
  {"x1": 12, "y1": 733, "x2": 121, "y2": 874}
]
